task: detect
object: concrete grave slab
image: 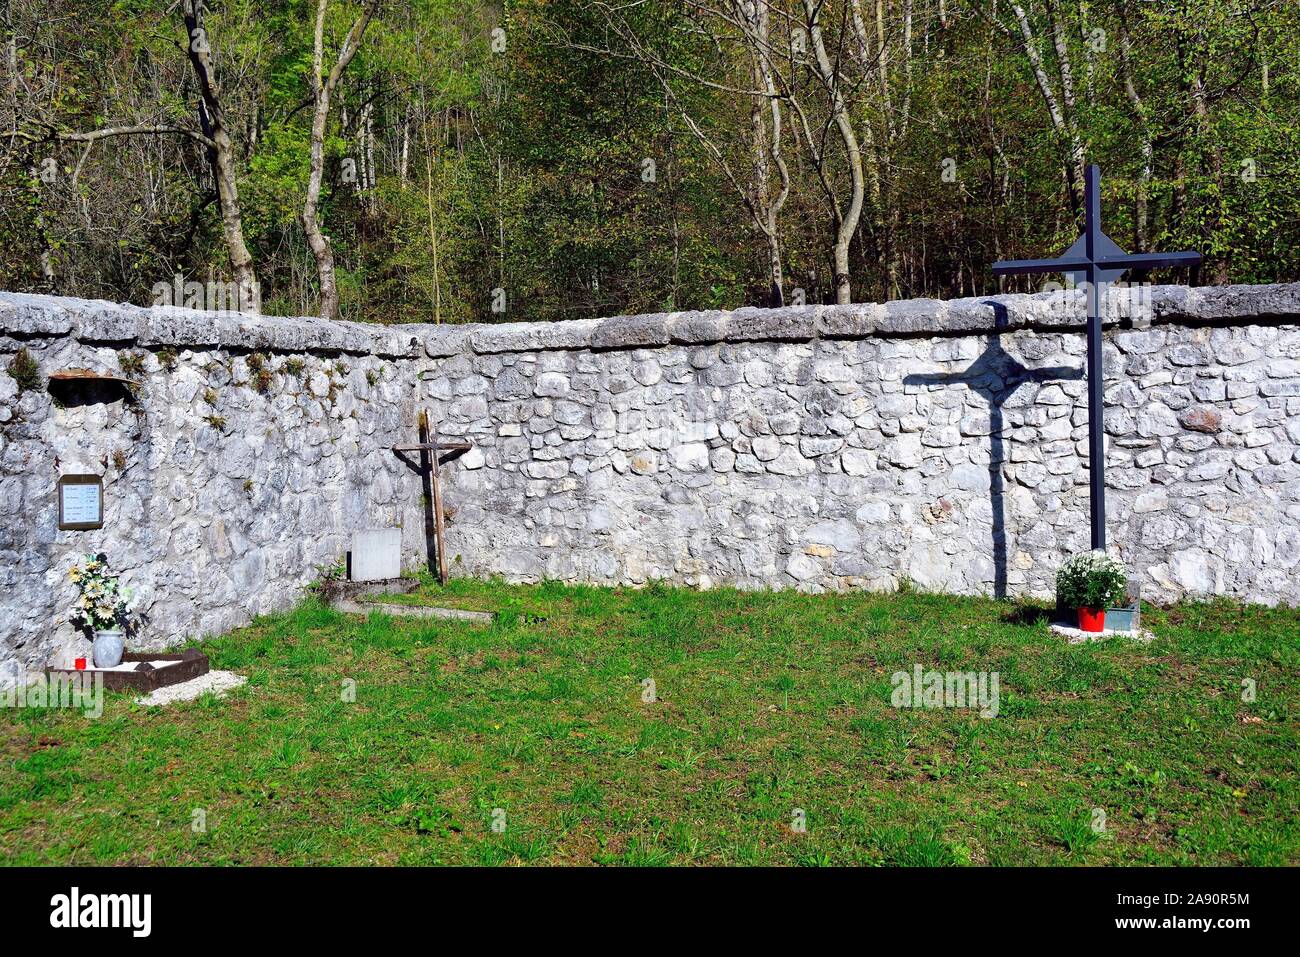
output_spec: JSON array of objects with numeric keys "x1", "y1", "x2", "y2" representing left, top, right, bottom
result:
[{"x1": 351, "y1": 528, "x2": 402, "y2": 582}]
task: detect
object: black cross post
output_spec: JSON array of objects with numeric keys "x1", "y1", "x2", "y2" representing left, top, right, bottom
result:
[{"x1": 992, "y1": 164, "x2": 1201, "y2": 550}]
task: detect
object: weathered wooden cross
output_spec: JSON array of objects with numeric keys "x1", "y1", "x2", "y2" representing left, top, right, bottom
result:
[
  {"x1": 992, "y1": 164, "x2": 1201, "y2": 550},
  {"x1": 391, "y1": 410, "x2": 470, "y2": 584}
]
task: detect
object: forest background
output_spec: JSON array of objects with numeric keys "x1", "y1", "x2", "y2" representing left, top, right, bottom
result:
[{"x1": 2, "y1": 0, "x2": 1296, "y2": 324}]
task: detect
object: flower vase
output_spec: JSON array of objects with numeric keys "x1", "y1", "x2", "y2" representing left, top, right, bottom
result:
[{"x1": 92, "y1": 630, "x2": 125, "y2": 668}]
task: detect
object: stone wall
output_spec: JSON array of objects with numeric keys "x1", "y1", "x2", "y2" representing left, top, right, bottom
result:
[
  {"x1": 4, "y1": 283, "x2": 1300, "y2": 674},
  {"x1": 0, "y1": 294, "x2": 426, "y2": 675}
]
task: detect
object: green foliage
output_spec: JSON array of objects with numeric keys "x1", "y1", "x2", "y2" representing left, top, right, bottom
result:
[
  {"x1": 6, "y1": 348, "x2": 42, "y2": 392},
  {"x1": 154, "y1": 346, "x2": 179, "y2": 372},
  {"x1": 1056, "y1": 552, "x2": 1129, "y2": 610},
  {"x1": 1, "y1": 1, "x2": 1297, "y2": 318},
  {"x1": 117, "y1": 351, "x2": 146, "y2": 379},
  {"x1": 245, "y1": 353, "x2": 273, "y2": 393}
]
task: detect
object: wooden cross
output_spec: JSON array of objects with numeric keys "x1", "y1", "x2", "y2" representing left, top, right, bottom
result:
[
  {"x1": 992, "y1": 164, "x2": 1201, "y2": 550},
  {"x1": 391, "y1": 410, "x2": 471, "y2": 584}
]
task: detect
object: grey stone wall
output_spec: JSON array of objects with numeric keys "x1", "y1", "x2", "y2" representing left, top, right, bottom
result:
[
  {"x1": 0, "y1": 293, "x2": 425, "y2": 676},
  {"x1": 3, "y1": 283, "x2": 1299, "y2": 675}
]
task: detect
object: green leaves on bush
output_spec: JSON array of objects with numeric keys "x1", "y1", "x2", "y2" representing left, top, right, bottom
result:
[{"x1": 1056, "y1": 551, "x2": 1128, "y2": 610}]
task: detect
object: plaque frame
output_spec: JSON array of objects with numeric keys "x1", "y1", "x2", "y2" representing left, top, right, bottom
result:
[{"x1": 57, "y1": 473, "x2": 104, "y2": 531}]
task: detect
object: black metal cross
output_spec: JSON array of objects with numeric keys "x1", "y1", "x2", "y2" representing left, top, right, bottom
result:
[{"x1": 992, "y1": 164, "x2": 1201, "y2": 551}]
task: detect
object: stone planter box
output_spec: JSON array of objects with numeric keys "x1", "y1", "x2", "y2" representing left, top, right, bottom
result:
[
  {"x1": 1104, "y1": 601, "x2": 1141, "y2": 633},
  {"x1": 45, "y1": 648, "x2": 209, "y2": 692}
]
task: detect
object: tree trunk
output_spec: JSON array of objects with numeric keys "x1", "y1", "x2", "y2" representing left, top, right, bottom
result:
[
  {"x1": 1010, "y1": 2, "x2": 1083, "y2": 215},
  {"x1": 1045, "y1": 0, "x2": 1086, "y2": 217},
  {"x1": 302, "y1": 0, "x2": 379, "y2": 321},
  {"x1": 365, "y1": 97, "x2": 376, "y2": 206},
  {"x1": 181, "y1": 0, "x2": 257, "y2": 310},
  {"x1": 748, "y1": 3, "x2": 787, "y2": 306},
  {"x1": 1191, "y1": 66, "x2": 1228, "y2": 283},
  {"x1": 806, "y1": 0, "x2": 865, "y2": 304},
  {"x1": 303, "y1": 1, "x2": 336, "y2": 321},
  {"x1": 1117, "y1": 9, "x2": 1151, "y2": 251},
  {"x1": 3, "y1": 25, "x2": 17, "y2": 129},
  {"x1": 399, "y1": 103, "x2": 410, "y2": 186}
]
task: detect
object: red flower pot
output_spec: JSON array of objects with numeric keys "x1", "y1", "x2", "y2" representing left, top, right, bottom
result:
[{"x1": 1077, "y1": 607, "x2": 1106, "y2": 633}]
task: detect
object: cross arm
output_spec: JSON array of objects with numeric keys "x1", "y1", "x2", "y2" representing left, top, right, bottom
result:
[
  {"x1": 390, "y1": 440, "x2": 472, "y2": 453},
  {"x1": 1096, "y1": 251, "x2": 1202, "y2": 271},
  {"x1": 991, "y1": 257, "x2": 1093, "y2": 277}
]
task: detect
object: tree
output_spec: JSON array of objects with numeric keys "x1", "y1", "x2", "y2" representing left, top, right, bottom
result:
[
  {"x1": 180, "y1": 0, "x2": 258, "y2": 308},
  {"x1": 302, "y1": 0, "x2": 381, "y2": 321},
  {"x1": 1, "y1": 0, "x2": 258, "y2": 305}
]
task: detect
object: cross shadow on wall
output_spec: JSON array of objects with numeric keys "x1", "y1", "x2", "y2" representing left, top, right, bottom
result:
[{"x1": 903, "y1": 303, "x2": 1083, "y2": 599}]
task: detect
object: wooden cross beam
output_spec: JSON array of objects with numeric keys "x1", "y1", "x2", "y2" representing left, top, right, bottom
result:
[
  {"x1": 390, "y1": 410, "x2": 471, "y2": 584},
  {"x1": 391, "y1": 439, "x2": 472, "y2": 454},
  {"x1": 992, "y1": 164, "x2": 1202, "y2": 551}
]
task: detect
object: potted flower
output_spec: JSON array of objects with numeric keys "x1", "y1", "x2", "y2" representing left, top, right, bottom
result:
[
  {"x1": 68, "y1": 553, "x2": 138, "y2": 667},
  {"x1": 1055, "y1": 551, "x2": 1128, "y2": 633}
]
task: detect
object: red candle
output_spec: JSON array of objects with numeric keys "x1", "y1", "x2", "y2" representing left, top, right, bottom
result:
[{"x1": 74, "y1": 658, "x2": 87, "y2": 671}]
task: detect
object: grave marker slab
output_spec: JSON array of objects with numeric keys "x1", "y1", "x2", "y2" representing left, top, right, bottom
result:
[{"x1": 351, "y1": 528, "x2": 401, "y2": 582}]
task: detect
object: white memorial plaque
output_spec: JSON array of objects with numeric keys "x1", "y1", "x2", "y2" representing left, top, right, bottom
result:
[
  {"x1": 58, "y1": 474, "x2": 103, "y2": 530},
  {"x1": 351, "y1": 528, "x2": 402, "y2": 582}
]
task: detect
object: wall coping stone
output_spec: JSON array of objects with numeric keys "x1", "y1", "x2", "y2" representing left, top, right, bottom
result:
[{"x1": 4, "y1": 282, "x2": 1298, "y2": 360}]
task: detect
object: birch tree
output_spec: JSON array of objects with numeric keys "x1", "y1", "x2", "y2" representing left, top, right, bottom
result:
[{"x1": 302, "y1": 0, "x2": 381, "y2": 321}]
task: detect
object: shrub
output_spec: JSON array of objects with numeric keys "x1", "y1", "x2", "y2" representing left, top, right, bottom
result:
[
  {"x1": 118, "y1": 351, "x2": 146, "y2": 378},
  {"x1": 245, "y1": 353, "x2": 273, "y2": 393},
  {"x1": 1056, "y1": 552, "x2": 1128, "y2": 610},
  {"x1": 6, "y1": 347, "x2": 41, "y2": 392}
]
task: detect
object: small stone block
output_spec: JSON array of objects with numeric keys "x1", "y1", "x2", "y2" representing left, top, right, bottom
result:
[
  {"x1": 1050, "y1": 622, "x2": 1154, "y2": 645},
  {"x1": 351, "y1": 528, "x2": 401, "y2": 582}
]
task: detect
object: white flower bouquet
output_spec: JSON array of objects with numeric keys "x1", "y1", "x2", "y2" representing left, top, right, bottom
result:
[{"x1": 68, "y1": 553, "x2": 138, "y2": 632}]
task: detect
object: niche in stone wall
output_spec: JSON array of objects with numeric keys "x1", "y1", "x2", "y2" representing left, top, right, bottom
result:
[{"x1": 47, "y1": 368, "x2": 138, "y2": 408}]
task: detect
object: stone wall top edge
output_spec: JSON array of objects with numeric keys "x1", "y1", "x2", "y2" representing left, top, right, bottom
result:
[{"x1": 3, "y1": 282, "x2": 1297, "y2": 359}]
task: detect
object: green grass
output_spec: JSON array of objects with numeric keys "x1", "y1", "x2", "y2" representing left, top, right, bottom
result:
[{"x1": 2, "y1": 580, "x2": 1296, "y2": 866}]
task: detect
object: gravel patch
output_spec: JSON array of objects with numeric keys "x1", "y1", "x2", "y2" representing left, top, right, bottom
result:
[
  {"x1": 334, "y1": 599, "x2": 494, "y2": 623},
  {"x1": 134, "y1": 670, "x2": 247, "y2": 707}
]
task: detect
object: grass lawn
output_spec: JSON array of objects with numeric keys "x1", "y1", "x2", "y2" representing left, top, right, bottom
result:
[{"x1": 2, "y1": 580, "x2": 1296, "y2": 866}]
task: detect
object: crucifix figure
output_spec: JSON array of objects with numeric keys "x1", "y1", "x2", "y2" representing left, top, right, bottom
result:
[{"x1": 992, "y1": 164, "x2": 1201, "y2": 550}]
